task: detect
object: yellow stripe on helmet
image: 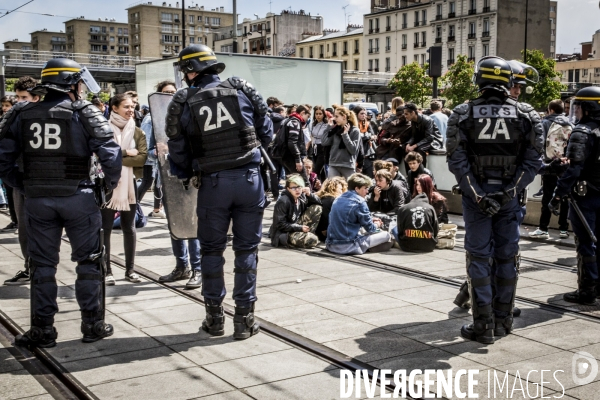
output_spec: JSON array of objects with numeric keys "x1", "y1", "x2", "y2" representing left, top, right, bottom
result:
[
  {"x1": 480, "y1": 67, "x2": 511, "y2": 75},
  {"x1": 514, "y1": 74, "x2": 526, "y2": 79},
  {"x1": 41, "y1": 72, "x2": 60, "y2": 76},
  {"x1": 180, "y1": 51, "x2": 213, "y2": 61},
  {"x1": 41, "y1": 67, "x2": 81, "y2": 73},
  {"x1": 574, "y1": 96, "x2": 600, "y2": 101},
  {"x1": 481, "y1": 74, "x2": 510, "y2": 83},
  {"x1": 198, "y1": 56, "x2": 217, "y2": 61}
]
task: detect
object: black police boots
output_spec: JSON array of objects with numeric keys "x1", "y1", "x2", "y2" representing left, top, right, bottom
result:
[
  {"x1": 233, "y1": 303, "x2": 260, "y2": 340},
  {"x1": 454, "y1": 281, "x2": 471, "y2": 309},
  {"x1": 201, "y1": 304, "x2": 225, "y2": 336},
  {"x1": 494, "y1": 315, "x2": 514, "y2": 337},
  {"x1": 15, "y1": 321, "x2": 58, "y2": 348},
  {"x1": 461, "y1": 314, "x2": 495, "y2": 345},
  {"x1": 564, "y1": 289, "x2": 597, "y2": 305},
  {"x1": 81, "y1": 320, "x2": 114, "y2": 343}
]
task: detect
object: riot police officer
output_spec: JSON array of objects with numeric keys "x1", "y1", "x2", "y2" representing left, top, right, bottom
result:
[
  {"x1": 550, "y1": 87, "x2": 600, "y2": 305},
  {"x1": 0, "y1": 58, "x2": 122, "y2": 347},
  {"x1": 166, "y1": 44, "x2": 273, "y2": 340},
  {"x1": 446, "y1": 56, "x2": 543, "y2": 344}
]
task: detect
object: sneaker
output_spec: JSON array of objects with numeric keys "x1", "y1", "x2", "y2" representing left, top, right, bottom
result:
[
  {"x1": 559, "y1": 231, "x2": 569, "y2": 239},
  {"x1": 105, "y1": 274, "x2": 116, "y2": 286},
  {"x1": 532, "y1": 188, "x2": 544, "y2": 199},
  {"x1": 159, "y1": 267, "x2": 191, "y2": 282},
  {"x1": 0, "y1": 204, "x2": 7, "y2": 211},
  {"x1": 4, "y1": 270, "x2": 30, "y2": 286},
  {"x1": 125, "y1": 271, "x2": 141, "y2": 283},
  {"x1": 1, "y1": 222, "x2": 17, "y2": 232},
  {"x1": 529, "y1": 229, "x2": 549, "y2": 239},
  {"x1": 186, "y1": 270, "x2": 202, "y2": 289},
  {"x1": 148, "y1": 210, "x2": 166, "y2": 219}
]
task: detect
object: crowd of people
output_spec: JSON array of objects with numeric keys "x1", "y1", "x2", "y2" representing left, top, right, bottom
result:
[{"x1": 265, "y1": 96, "x2": 454, "y2": 255}]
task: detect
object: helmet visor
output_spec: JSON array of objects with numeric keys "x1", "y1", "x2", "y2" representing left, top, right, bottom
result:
[
  {"x1": 570, "y1": 100, "x2": 583, "y2": 123},
  {"x1": 77, "y1": 67, "x2": 101, "y2": 94},
  {"x1": 173, "y1": 63, "x2": 184, "y2": 89}
]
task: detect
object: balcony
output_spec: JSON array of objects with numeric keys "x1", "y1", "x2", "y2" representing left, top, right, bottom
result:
[
  {"x1": 402, "y1": 23, "x2": 407, "y2": 28},
  {"x1": 369, "y1": 29, "x2": 374, "y2": 34},
  {"x1": 467, "y1": 57, "x2": 475, "y2": 62},
  {"x1": 243, "y1": 49, "x2": 248, "y2": 53},
  {"x1": 174, "y1": 18, "x2": 180, "y2": 23},
  {"x1": 447, "y1": 35, "x2": 455, "y2": 42},
  {"x1": 50, "y1": 39, "x2": 66, "y2": 44},
  {"x1": 420, "y1": 42, "x2": 426, "y2": 47},
  {"x1": 386, "y1": 26, "x2": 391, "y2": 31},
  {"x1": 374, "y1": 28, "x2": 380, "y2": 33},
  {"x1": 385, "y1": 46, "x2": 391, "y2": 52},
  {"x1": 320, "y1": 53, "x2": 324, "y2": 58},
  {"x1": 413, "y1": 42, "x2": 419, "y2": 48},
  {"x1": 482, "y1": 31, "x2": 490, "y2": 38},
  {"x1": 265, "y1": 28, "x2": 271, "y2": 33},
  {"x1": 332, "y1": 51, "x2": 337, "y2": 56},
  {"x1": 266, "y1": 45, "x2": 272, "y2": 50},
  {"x1": 436, "y1": 14, "x2": 442, "y2": 20},
  {"x1": 373, "y1": 47, "x2": 379, "y2": 53},
  {"x1": 414, "y1": 21, "x2": 420, "y2": 27},
  {"x1": 343, "y1": 50, "x2": 348, "y2": 55},
  {"x1": 435, "y1": 37, "x2": 442, "y2": 43},
  {"x1": 448, "y1": 12, "x2": 456, "y2": 18},
  {"x1": 483, "y1": 6, "x2": 490, "y2": 12},
  {"x1": 401, "y1": 44, "x2": 407, "y2": 50},
  {"x1": 447, "y1": 59, "x2": 455, "y2": 65},
  {"x1": 117, "y1": 50, "x2": 127, "y2": 55},
  {"x1": 354, "y1": 49, "x2": 359, "y2": 54},
  {"x1": 468, "y1": 33, "x2": 476, "y2": 39},
  {"x1": 468, "y1": 9, "x2": 476, "y2": 15},
  {"x1": 89, "y1": 38, "x2": 108, "y2": 44},
  {"x1": 368, "y1": 48, "x2": 374, "y2": 54}
]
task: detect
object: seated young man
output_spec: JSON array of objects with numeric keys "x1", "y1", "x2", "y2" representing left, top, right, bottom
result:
[
  {"x1": 326, "y1": 173, "x2": 392, "y2": 255},
  {"x1": 367, "y1": 169, "x2": 407, "y2": 215},
  {"x1": 269, "y1": 174, "x2": 322, "y2": 249},
  {"x1": 405, "y1": 151, "x2": 435, "y2": 194},
  {"x1": 392, "y1": 192, "x2": 439, "y2": 253}
]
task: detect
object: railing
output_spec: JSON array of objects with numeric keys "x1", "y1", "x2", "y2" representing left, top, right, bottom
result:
[
  {"x1": 420, "y1": 42, "x2": 426, "y2": 47},
  {"x1": 447, "y1": 35, "x2": 455, "y2": 42},
  {"x1": 482, "y1": 31, "x2": 490, "y2": 38},
  {"x1": 386, "y1": 26, "x2": 391, "y2": 31},
  {"x1": 354, "y1": 49, "x2": 359, "y2": 54},
  {"x1": 401, "y1": 44, "x2": 407, "y2": 49},
  {"x1": 467, "y1": 57, "x2": 475, "y2": 62},
  {"x1": 320, "y1": 53, "x2": 324, "y2": 58},
  {"x1": 385, "y1": 46, "x2": 391, "y2": 52},
  {"x1": 447, "y1": 59, "x2": 455, "y2": 65},
  {"x1": 50, "y1": 39, "x2": 66, "y2": 44},
  {"x1": 413, "y1": 42, "x2": 419, "y2": 48},
  {"x1": 435, "y1": 37, "x2": 442, "y2": 43},
  {"x1": 342, "y1": 70, "x2": 395, "y2": 86},
  {"x1": 402, "y1": 23, "x2": 407, "y2": 28},
  {"x1": 483, "y1": 6, "x2": 490, "y2": 12},
  {"x1": 343, "y1": 50, "x2": 348, "y2": 55},
  {"x1": 468, "y1": 33, "x2": 476, "y2": 39},
  {"x1": 468, "y1": 9, "x2": 476, "y2": 15},
  {"x1": 3, "y1": 49, "x2": 157, "y2": 69},
  {"x1": 332, "y1": 51, "x2": 337, "y2": 56},
  {"x1": 448, "y1": 12, "x2": 456, "y2": 18},
  {"x1": 436, "y1": 14, "x2": 442, "y2": 20},
  {"x1": 414, "y1": 21, "x2": 420, "y2": 27}
]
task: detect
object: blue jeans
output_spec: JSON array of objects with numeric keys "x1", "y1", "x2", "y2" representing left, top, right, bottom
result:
[{"x1": 171, "y1": 238, "x2": 201, "y2": 272}]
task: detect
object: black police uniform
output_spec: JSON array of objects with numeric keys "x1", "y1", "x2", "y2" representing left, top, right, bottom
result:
[
  {"x1": 446, "y1": 57, "x2": 543, "y2": 344},
  {"x1": 552, "y1": 87, "x2": 600, "y2": 305},
  {"x1": 167, "y1": 45, "x2": 273, "y2": 340},
  {"x1": 0, "y1": 61, "x2": 122, "y2": 347}
]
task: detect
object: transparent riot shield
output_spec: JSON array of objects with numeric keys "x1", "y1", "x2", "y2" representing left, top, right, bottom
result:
[{"x1": 148, "y1": 92, "x2": 199, "y2": 239}]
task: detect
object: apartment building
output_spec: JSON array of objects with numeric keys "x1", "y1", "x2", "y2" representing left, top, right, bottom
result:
[
  {"x1": 2, "y1": 40, "x2": 32, "y2": 51},
  {"x1": 238, "y1": 10, "x2": 323, "y2": 57},
  {"x1": 550, "y1": 1, "x2": 557, "y2": 58},
  {"x1": 30, "y1": 30, "x2": 67, "y2": 52},
  {"x1": 364, "y1": 0, "x2": 552, "y2": 74},
  {"x1": 296, "y1": 25, "x2": 363, "y2": 71},
  {"x1": 126, "y1": 2, "x2": 233, "y2": 59},
  {"x1": 556, "y1": 30, "x2": 600, "y2": 86},
  {"x1": 64, "y1": 18, "x2": 129, "y2": 56}
]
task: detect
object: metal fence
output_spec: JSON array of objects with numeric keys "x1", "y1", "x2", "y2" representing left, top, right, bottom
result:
[
  {"x1": 342, "y1": 70, "x2": 395, "y2": 86},
  {"x1": 4, "y1": 49, "x2": 158, "y2": 70}
]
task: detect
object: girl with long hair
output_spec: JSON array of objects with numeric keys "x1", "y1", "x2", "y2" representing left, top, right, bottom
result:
[
  {"x1": 321, "y1": 106, "x2": 360, "y2": 179},
  {"x1": 353, "y1": 105, "x2": 376, "y2": 178},
  {"x1": 309, "y1": 105, "x2": 328, "y2": 181},
  {"x1": 413, "y1": 174, "x2": 448, "y2": 224},
  {"x1": 315, "y1": 177, "x2": 348, "y2": 241}
]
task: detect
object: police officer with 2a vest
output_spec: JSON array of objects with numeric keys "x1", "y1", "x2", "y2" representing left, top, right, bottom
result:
[
  {"x1": 0, "y1": 58, "x2": 122, "y2": 347},
  {"x1": 166, "y1": 44, "x2": 273, "y2": 340},
  {"x1": 550, "y1": 87, "x2": 600, "y2": 306},
  {"x1": 446, "y1": 56, "x2": 543, "y2": 344}
]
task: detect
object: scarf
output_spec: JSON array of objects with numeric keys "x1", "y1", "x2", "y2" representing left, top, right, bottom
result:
[{"x1": 107, "y1": 112, "x2": 136, "y2": 211}]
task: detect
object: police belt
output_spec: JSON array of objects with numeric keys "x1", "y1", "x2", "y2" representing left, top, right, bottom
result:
[{"x1": 469, "y1": 155, "x2": 517, "y2": 179}]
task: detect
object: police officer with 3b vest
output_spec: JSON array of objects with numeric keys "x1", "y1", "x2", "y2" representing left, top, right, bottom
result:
[
  {"x1": 166, "y1": 44, "x2": 273, "y2": 340},
  {"x1": 446, "y1": 56, "x2": 543, "y2": 344},
  {"x1": 0, "y1": 58, "x2": 122, "y2": 347},
  {"x1": 550, "y1": 87, "x2": 600, "y2": 306}
]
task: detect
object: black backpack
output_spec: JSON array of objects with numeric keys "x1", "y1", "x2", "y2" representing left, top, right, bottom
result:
[{"x1": 269, "y1": 117, "x2": 290, "y2": 161}]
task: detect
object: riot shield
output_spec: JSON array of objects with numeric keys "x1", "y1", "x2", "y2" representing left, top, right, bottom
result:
[{"x1": 148, "y1": 92, "x2": 199, "y2": 240}]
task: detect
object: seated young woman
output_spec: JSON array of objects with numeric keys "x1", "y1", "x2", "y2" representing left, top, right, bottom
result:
[
  {"x1": 326, "y1": 173, "x2": 392, "y2": 255},
  {"x1": 315, "y1": 176, "x2": 347, "y2": 241},
  {"x1": 269, "y1": 174, "x2": 322, "y2": 249},
  {"x1": 413, "y1": 174, "x2": 448, "y2": 224}
]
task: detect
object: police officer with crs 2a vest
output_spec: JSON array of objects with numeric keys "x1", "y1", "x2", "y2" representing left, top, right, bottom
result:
[
  {"x1": 166, "y1": 44, "x2": 273, "y2": 340},
  {"x1": 550, "y1": 87, "x2": 600, "y2": 306},
  {"x1": 446, "y1": 56, "x2": 543, "y2": 344},
  {"x1": 0, "y1": 58, "x2": 122, "y2": 347}
]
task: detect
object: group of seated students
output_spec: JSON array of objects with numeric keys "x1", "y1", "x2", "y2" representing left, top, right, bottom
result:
[{"x1": 269, "y1": 149, "x2": 449, "y2": 255}]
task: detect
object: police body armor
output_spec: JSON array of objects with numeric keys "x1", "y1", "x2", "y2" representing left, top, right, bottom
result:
[
  {"x1": 183, "y1": 80, "x2": 260, "y2": 174},
  {"x1": 466, "y1": 97, "x2": 525, "y2": 181},
  {"x1": 20, "y1": 101, "x2": 90, "y2": 197},
  {"x1": 572, "y1": 121, "x2": 600, "y2": 188}
]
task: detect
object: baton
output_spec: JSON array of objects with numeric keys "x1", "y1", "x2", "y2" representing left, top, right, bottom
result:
[
  {"x1": 260, "y1": 147, "x2": 276, "y2": 172},
  {"x1": 569, "y1": 195, "x2": 597, "y2": 243}
]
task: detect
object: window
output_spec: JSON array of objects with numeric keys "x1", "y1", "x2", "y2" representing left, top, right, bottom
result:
[
  {"x1": 483, "y1": 43, "x2": 489, "y2": 56},
  {"x1": 402, "y1": 55, "x2": 407, "y2": 66},
  {"x1": 161, "y1": 12, "x2": 172, "y2": 21},
  {"x1": 469, "y1": 0, "x2": 476, "y2": 11},
  {"x1": 91, "y1": 44, "x2": 101, "y2": 52},
  {"x1": 344, "y1": 61, "x2": 347, "y2": 70},
  {"x1": 436, "y1": 4, "x2": 442, "y2": 17},
  {"x1": 375, "y1": 59, "x2": 379, "y2": 71},
  {"x1": 414, "y1": 32, "x2": 419, "y2": 44},
  {"x1": 550, "y1": 5, "x2": 556, "y2": 12},
  {"x1": 468, "y1": 45, "x2": 475, "y2": 59},
  {"x1": 197, "y1": 26, "x2": 203, "y2": 34},
  {"x1": 385, "y1": 57, "x2": 390, "y2": 72},
  {"x1": 386, "y1": 16, "x2": 391, "y2": 30},
  {"x1": 369, "y1": 59, "x2": 373, "y2": 71},
  {"x1": 369, "y1": 19, "x2": 373, "y2": 31},
  {"x1": 354, "y1": 59, "x2": 359, "y2": 71},
  {"x1": 421, "y1": 10, "x2": 427, "y2": 24},
  {"x1": 421, "y1": 31, "x2": 426, "y2": 45},
  {"x1": 448, "y1": 47, "x2": 455, "y2": 62},
  {"x1": 300, "y1": 48, "x2": 304, "y2": 57},
  {"x1": 402, "y1": 13, "x2": 407, "y2": 27},
  {"x1": 354, "y1": 39, "x2": 359, "y2": 53},
  {"x1": 469, "y1": 22, "x2": 476, "y2": 34},
  {"x1": 436, "y1": 25, "x2": 442, "y2": 39},
  {"x1": 162, "y1": 24, "x2": 172, "y2": 32},
  {"x1": 385, "y1": 36, "x2": 390, "y2": 51},
  {"x1": 162, "y1": 35, "x2": 173, "y2": 43},
  {"x1": 189, "y1": 26, "x2": 194, "y2": 35},
  {"x1": 449, "y1": 1, "x2": 455, "y2": 13},
  {"x1": 101, "y1": 26, "x2": 106, "y2": 33},
  {"x1": 414, "y1": 54, "x2": 419, "y2": 62},
  {"x1": 110, "y1": 46, "x2": 115, "y2": 50},
  {"x1": 110, "y1": 27, "x2": 114, "y2": 32},
  {"x1": 110, "y1": 37, "x2": 115, "y2": 42},
  {"x1": 369, "y1": 39, "x2": 373, "y2": 52},
  {"x1": 123, "y1": 28, "x2": 128, "y2": 35},
  {"x1": 309, "y1": 46, "x2": 314, "y2": 58},
  {"x1": 343, "y1": 41, "x2": 348, "y2": 54},
  {"x1": 90, "y1": 25, "x2": 101, "y2": 33},
  {"x1": 402, "y1": 34, "x2": 407, "y2": 46},
  {"x1": 483, "y1": 18, "x2": 490, "y2": 33},
  {"x1": 333, "y1": 43, "x2": 337, "y2": 55},
  {"x1": 375, "y1": 18, "x2": 380, "y2": 30},
  {"x1": 414, "y1": 11, "x2": 419, "y2": 26},
  {"x1": 374, "y1": 38, "x2": 379, "y2": 52},
  {"x1": 117, "y1": 28, "x2": 122, "y2": 35},
  {"x1": 320, "y1": 44, "x2": 324, "y2": 56},
  {"x1": 267, "y1": 37, "x2": 271, "y2": 47},
  {"x1": 189, "y1": 15, "x2": 194, "y2": 23},
  {"x1": 211, "y1": 17, "x2": 221, "y2": 26}
]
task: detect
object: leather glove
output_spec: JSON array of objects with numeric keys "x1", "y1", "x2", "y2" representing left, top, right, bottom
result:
[
  {"x1": 478, "y1": 195, "x2": 501, "y2": 216},
  {"x1": 548, "y1": 195, "x2": 564, "y2": 216},
  {"x1": 488, "y1": 190, "x2": 512, "y2": 207},
  {"x1": 548, "y1": 158, "x2": 569, "y2": 175}
]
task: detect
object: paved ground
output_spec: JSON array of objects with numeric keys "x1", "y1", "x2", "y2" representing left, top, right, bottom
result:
[{"x1": 0, "y1": 201, "x2": 599, "y2": 399}]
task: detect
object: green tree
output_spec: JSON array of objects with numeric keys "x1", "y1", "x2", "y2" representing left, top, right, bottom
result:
[
  {"x1": 440, "y1": 55, "x2": 477, "y2": 108},
  {"x1": 5, "y1": 78, "x2": 18, "y2": 93},
  {"x1": 388, "y1": 62, "x2": 432, "y2": 107},
  {"x1": 86, "y1": 91, "x2": 110, "y2": 103},
  {"x1": 519, "y1": 49, "x2": 565, "y2": 110}
]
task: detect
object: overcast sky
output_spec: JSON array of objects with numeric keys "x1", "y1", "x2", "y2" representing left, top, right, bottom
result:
[{"x1": 0, "y1": 0, "x2": 598, "y2": 55}]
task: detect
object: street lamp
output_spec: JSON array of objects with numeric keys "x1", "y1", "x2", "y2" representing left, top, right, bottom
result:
[{"x1": 523, "y1": 0, "x2": 528, "y2": 63}]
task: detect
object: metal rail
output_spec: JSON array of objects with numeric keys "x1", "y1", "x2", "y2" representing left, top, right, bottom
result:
[{"x1": 3, "y1": 49, "x2": 157, "y2": 70}]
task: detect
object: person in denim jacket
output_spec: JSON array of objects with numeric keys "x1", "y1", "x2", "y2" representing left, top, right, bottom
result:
[{"x1": 326, "y1": 173, "x2": 392, "y2": 255}]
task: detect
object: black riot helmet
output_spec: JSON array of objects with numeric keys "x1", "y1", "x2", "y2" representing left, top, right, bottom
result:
[
  {"x1": 508, "y1": 60, "x2": 539, "y2": 86},
  {"x1": 572, "y1": 87, "x2": 600, "y2": 120},
  {"x1": 173, "y1": 44, "x2": 226, "y2": 87},
  {"x1": 32, "y1": 58, "x2": 101, "y2": 98},
  {"x1": 473, "y1": 56, "x2": 514, "y2": 94}
]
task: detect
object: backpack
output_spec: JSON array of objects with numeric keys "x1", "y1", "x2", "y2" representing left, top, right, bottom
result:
[
  {"x1": 545, "y1": 122, "x2": 572, "y2": 160},
  {"x1": 269, "y1": 117, "x2": 290, "y2": 161}
]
